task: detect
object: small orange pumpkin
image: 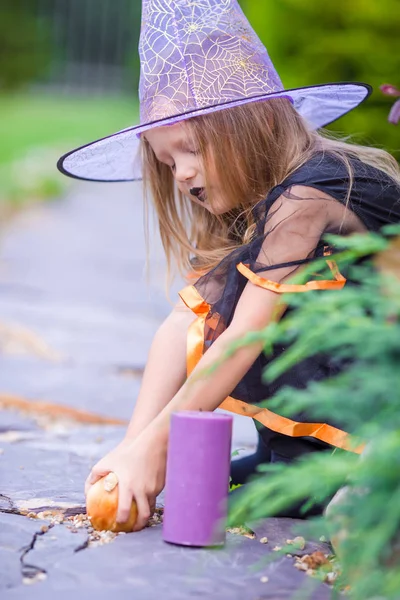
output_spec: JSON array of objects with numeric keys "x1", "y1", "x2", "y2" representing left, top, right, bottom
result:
[{"x1": 86, "y1": 472, "x2": 137, "y2": 532}]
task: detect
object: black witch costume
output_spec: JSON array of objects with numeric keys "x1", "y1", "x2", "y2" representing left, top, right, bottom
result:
[{"x1": 179, "y1": 152, "x2": 400, "y2": 470}]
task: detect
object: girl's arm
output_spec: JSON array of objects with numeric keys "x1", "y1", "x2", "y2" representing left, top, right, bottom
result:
[
  {"x1": 123, "y1": 299, "x2": 196, "y2": 440},
  {"x1": 111, "y1": 283, "x2": 279, "y2": 529},
  {"x1": 148, "y1": 186, "x2": 336, "y2": 442},
  {"x1": 148, "y1": 281, "x2": 280, "y2": 445},
  {"x1": 84, "y1": 299, "x2": 194, "y2": 523},
  {"x1": 96, "y1": 187, "x2": 343, "y2": 528}
]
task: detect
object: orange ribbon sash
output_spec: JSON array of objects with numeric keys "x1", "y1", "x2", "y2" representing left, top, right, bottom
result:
[
  {"x1": 179, "y1": 261, "x2": 363, "y2": 455},
  {"x1": 236, "y1": 260, "x2": 346, "y2": 293}
]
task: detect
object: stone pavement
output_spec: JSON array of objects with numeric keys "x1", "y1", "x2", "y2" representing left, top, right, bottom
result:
[{"x1": 0, "y1": 183, "x2": 332, "y2": 598}]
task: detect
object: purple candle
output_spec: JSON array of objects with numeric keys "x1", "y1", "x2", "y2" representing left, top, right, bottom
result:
[{"x1": 163, "y1": 411, "x2": 233, "y2": 547}]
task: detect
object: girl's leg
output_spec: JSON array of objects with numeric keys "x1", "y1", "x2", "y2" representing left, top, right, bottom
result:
[
  {"x1": 229, "y1": 431, "x2": 331, "y2": 519},
  {"x1": 230, "y1": 432, "x2": 271, "y2": 486}
]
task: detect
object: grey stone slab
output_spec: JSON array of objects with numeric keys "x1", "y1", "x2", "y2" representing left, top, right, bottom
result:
[
  {"x1": 0, "y1": 297, "x2": 162, "y2": 367},
  {"x1": 0, "y1": 182, "x2": 178, "y2": 380},
  {"x1": 252, "y1": 518, "x2": 332, "y2": 557},
  {"x1": 0, "y1": 357, "x2": 257, "y2": 447},
  {"x1": 22, "y1": 522, "x2": 88, "y2": 575},
  {"x1": 0, "y1": 551, "x2": 22, "y2": 591},
  {"x1": 0, "y1": 180, "x2": 257, "y2": 449},
  {"x1": 0, "y1": 421, "x2": 125, "y2": 461},
  {"x1": 1, "y1": 524, "x2": 331, "y2": 599},
  {"x1": 0, "y1": 512, "x2": 43, "y2": 590},
  {"x1": 0, "y1": 182, "x2": 178, "y2": 317},
  {"x1": 0, "y1": 421, "x2": 250, "y2": 512},
  {"x1": 0, "y1": 177, "x2": 319, "y2": 599},
  {"x1": 0, "y1": 494, "x2": 15, "y2": 512},
  {"x1": 1, "y1": 438, "x2": 89, "y2": 511},
  {"x1": 0, "y1": 357, "x2": 140, "y2": 421},
  {"x1": 0, "y1": 512, "x2": 88, "y2": 592},
  {"x1": 0, "y1": 409, "x2": 39, "y2": 434},
  {"x1": 0, "y1": 512, "x2": 40, "y2": 552}
]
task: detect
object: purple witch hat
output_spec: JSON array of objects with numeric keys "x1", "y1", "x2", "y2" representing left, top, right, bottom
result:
[{"x1": 58, "y1": 0, "x2": 371, "y2": 182}]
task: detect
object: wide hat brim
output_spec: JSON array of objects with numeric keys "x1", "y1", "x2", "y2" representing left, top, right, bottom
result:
[{"x1": 57, "y1": 82, "x2": 371, "y2": 183}]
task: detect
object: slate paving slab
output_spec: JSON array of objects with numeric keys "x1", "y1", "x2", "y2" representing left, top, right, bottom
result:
[
  {"x1": 0, "y1": 296, "x2": 162, "y2": 367},
  {"x1": 0, "y1": 405, "x2": 253, "y2": 516},
  {"x1": 0, "y1": 183, "x2": 333, "y2": 598},
  {"x1": 0, "y1": 408, "x2": 39, "y2": 434},
  {"x1": 0, "y1": 511, "x2": 89, "y2": 591},
  {"x1": 0, "y1": 356, "x2": 141, "y2": 421},
  {"x1": 1, "y1": 439, "x2": 88, "y2": 512},
  {"x1": 252, "y1": 518, "x2": 332, "y2": 558},
  {"x1": 19, "y1": 519, "x2": 88, "y2": 579},
  {"x1": 1, "y1": 436, "x2": 333, "y2": 599},
  {"x1": 0, "y1": 512, "x2": 45, "y2": 590},
  {"x1": 0, "y1": 422, "x2": 129, "y2": 512},
  {"x1": 0, "y1": 181, "x2": 257, "y2": 448},
  {"x1": 1, "y1": 521, "x2": 331, "y2": 600},
  {"x1": 0, "y1": 183, "x2": 176, "y2": 318},
  {"x1": 1, "y1": 435, "x2": 333, "y2": 598}
]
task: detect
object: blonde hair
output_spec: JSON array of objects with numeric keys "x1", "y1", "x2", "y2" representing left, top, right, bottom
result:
[{"x1": 141, "y1": 98, "x2": 400, "y2": 281}]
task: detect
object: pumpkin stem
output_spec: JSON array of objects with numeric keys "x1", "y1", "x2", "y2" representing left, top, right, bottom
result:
[{"x1": 104, "y1": 472, "x2": 118, "y2": 492}]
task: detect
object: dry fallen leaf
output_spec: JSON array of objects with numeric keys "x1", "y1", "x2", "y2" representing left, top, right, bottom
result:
[
  {"x1": 286, "y1": 536, "x2": 306, "y2": 550},
  {"x1": 0, "y1": 393, "x2": 128, "y2": 427},
  {"x1": 300, "y1": 551, "x2": 330, "y2": 569},
  {"x1": 226, "y1": 526, "x2": 255, "y2": 539},
  {"x1": 294, "y1": 551, "x2": 338, "y2": 586},
  {"x1": 0, "y1": 321, "x2": 62, "y2": 361}
]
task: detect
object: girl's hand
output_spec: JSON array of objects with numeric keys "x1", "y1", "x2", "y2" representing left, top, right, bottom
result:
[{"x1": 85, "y1": 429, "x2": 168, "y2": 531}]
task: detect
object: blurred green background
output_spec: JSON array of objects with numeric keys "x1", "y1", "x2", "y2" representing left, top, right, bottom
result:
[
  {"x1": 241, "y1": 0, "x2": 400, "y2": 154},
  {"x1": 0, "y1": 0, "x2": 398, "y2": 212}
]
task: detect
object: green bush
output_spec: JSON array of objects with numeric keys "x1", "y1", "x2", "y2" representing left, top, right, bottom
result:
[
  {"x1": 240, "y1": 0, "x2": 400, "y2": 158},
  {"x1": 229, "y1": 226, "x2": 400, "y2": 598},
  {"x1": 0, "y1": 2, "x2": 52, "y2": 90}
]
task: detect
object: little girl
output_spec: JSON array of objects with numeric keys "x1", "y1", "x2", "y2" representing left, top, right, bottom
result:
[{"x1": 58, "y1": 0, "x2": 400, "y2": 531}]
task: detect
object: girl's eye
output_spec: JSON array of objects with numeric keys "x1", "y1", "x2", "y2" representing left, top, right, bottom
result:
[
  {"x1": 170, "y1": 163, "x2": 176, "y2": 171},
  {"x1": 189, "y1": 149, "x2": 200, "y2": 156}
]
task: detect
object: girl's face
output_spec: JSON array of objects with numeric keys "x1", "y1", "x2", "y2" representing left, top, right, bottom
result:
[{"x1": 144, "y1": 123, "x2": 230, "y2": 215}]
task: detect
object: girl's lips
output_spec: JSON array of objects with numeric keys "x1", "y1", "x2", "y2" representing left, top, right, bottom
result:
[{"x1": 190, "y1": 187, "x2": 206, "y2": 202}]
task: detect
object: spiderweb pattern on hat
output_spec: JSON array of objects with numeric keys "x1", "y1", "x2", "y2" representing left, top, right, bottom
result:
[{"x1": 139, "y1": 0, "x2": 283, "y2": 122}]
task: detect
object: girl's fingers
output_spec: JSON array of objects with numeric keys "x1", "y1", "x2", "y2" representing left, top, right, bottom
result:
[
  {"x1": 84, "y1": 472, "x2": 96, "y2": 496},
  {"x1": 116, "y1": 484, "x2": 136, "y2": 525},
  {"x1": 132, "y1": 493, "x2": 152, "y2": 532},
  {"x1": 84, "y1": 467, "x2": 108, "y2": 496}
]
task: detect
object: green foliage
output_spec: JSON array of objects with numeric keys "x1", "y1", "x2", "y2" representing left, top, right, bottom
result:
[
  {"x1": 0, "y1": 93, "x2": 138, "y2": 165},
  {"x1": 0, "y1": 2, "x2": 52, "y2": 90},
  {"x1": 0, "y1": 93, "x2": 138, "y2": 207},
  {"x1": 240, "y1": 0, "x2": 400, "y2": 157},
  {"x1": 0, "y1": 147, "x2": 69, "y2": 209},
  {"x1": 229, "y1": 226, "x2": 400, "y2": 599}
]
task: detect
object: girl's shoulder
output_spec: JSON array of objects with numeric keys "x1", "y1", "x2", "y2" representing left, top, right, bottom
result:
[
  {"x1": 278, "y1": 151, "x2": 397, "y2": 197},
  {"x1": 261, "y1": 151, "x2": 400, "y2": 232}
]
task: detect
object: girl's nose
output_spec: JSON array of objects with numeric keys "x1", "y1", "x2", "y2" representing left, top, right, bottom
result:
[{"x1": 174, "y1": 161, "x2": 197, "y2": 183}]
